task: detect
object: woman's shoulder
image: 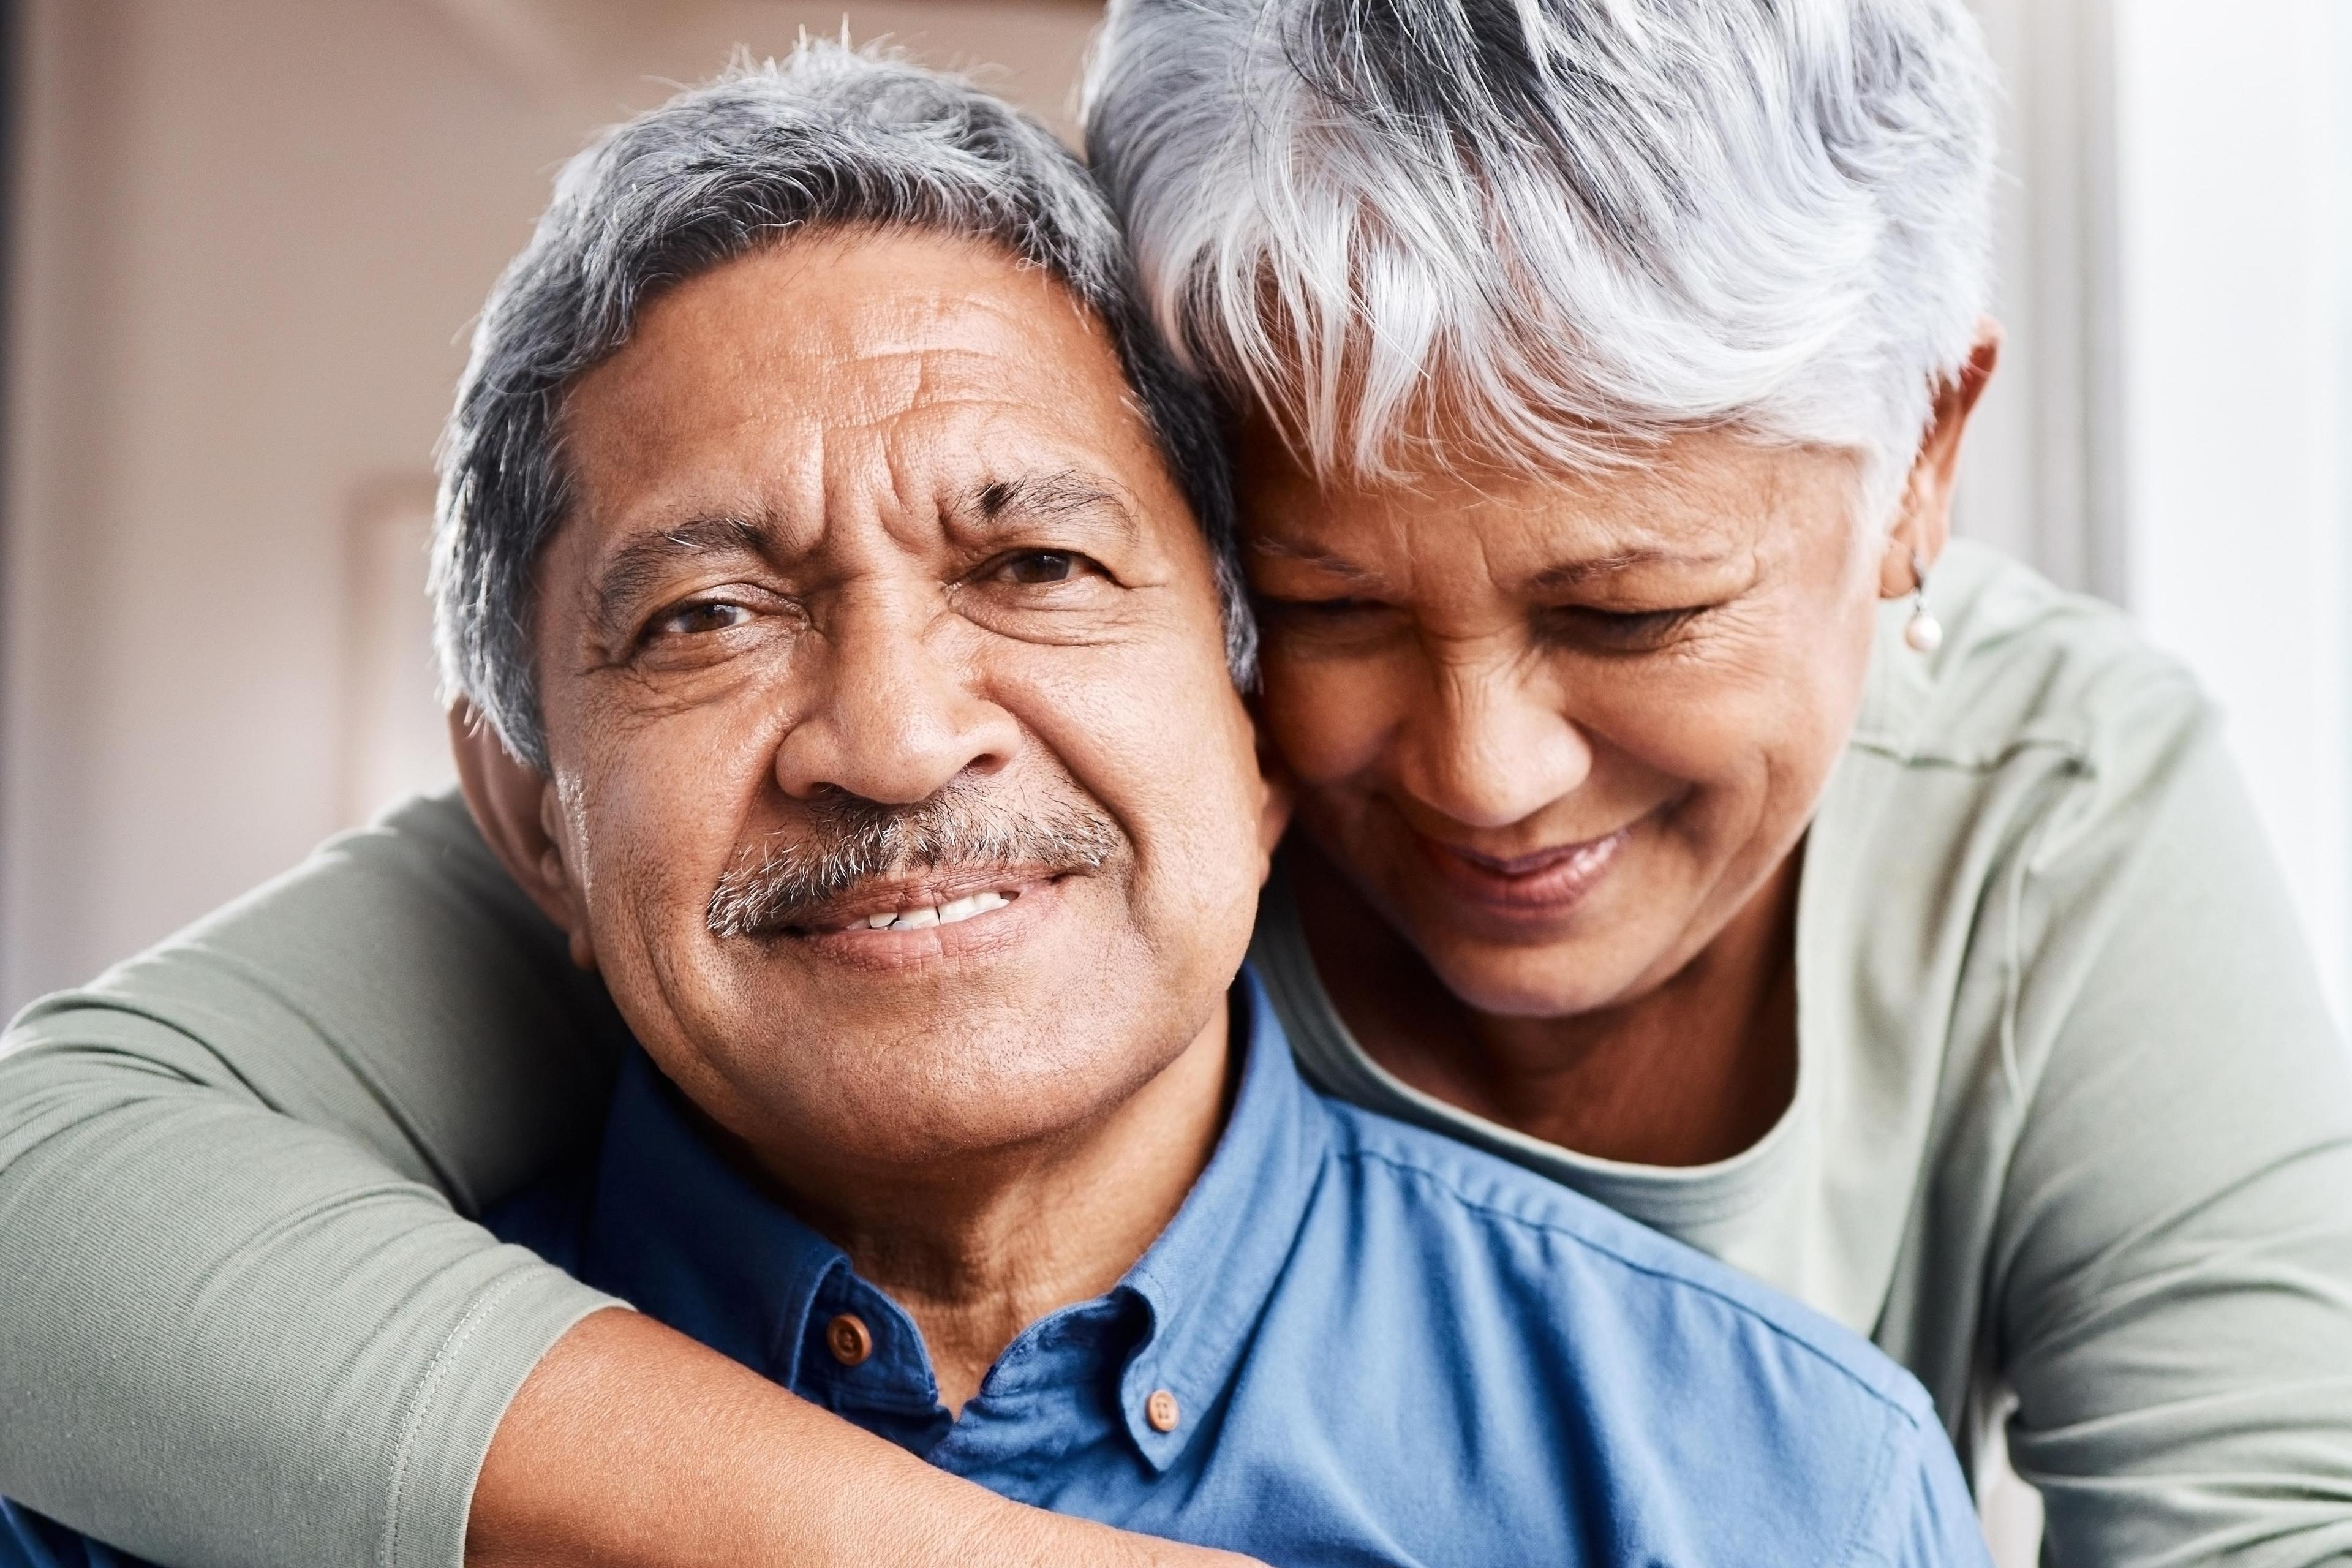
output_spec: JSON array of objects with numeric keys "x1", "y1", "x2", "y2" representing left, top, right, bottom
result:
[
  {"x1": 1848, "y1": 540, "x2": 2212, "y2": 784},
  {"x1": 1823, "y1": 540, "x2": 2246, "y2": 946}
]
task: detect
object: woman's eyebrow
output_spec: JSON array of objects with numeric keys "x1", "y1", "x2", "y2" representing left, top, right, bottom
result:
[
  {"x1": 1529, "y1": 548, "x2": 1730, "y2": 590},
  {"x1": 1246, "y1": 535, "x2": 1378, "y2": 582},
  {"x1": 589, "y1": 514, "x2": 772, "y2": 637}
]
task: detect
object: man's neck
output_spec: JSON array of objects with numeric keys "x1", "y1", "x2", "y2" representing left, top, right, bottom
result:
[{"x1": 745, "y1": 1004, "x2": 1235, "y2": 1414}]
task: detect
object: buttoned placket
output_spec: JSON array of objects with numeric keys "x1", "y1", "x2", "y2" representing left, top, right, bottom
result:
[{"x1": 582, "y1": 976, "x2": 1329, "y2": 1480}]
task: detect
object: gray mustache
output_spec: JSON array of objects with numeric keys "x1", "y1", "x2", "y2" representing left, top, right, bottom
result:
[{"x1": 707, "y1": 786, "x2": 1124, "y2": 938}]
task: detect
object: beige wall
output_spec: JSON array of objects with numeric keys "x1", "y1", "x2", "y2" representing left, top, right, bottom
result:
[{"x1": 0, "y1": 0, "x2": 1102, "y2": 1011}]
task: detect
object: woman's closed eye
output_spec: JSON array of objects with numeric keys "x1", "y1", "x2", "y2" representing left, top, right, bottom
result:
[
  {"x1": 1257, "y1": 594, "x2": 1395, "y2": 624},
  {"x1": 1279, "y1": 594, "x2": 1376, "y2": 614},
  {"x1": 1542, "y1": 604, "x2": 1710, "y2": 653}
]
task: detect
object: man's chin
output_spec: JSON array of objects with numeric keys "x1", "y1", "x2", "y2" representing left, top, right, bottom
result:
[{"x1": 740, "y1": 1027, "x2": 1200, "y2": 1177}]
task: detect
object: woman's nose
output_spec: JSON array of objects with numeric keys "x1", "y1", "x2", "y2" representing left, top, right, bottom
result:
[
  {"x1": 772, "y1": 593, "x2": 1020, "y2": 805},
  {"x1": 1393, "y1": 660, "x2": 1592, "y2": 830}
]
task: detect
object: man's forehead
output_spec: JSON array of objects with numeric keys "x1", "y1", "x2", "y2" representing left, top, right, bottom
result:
[
  {"x1": 557, "y1": 230, "x2": 1156, "y2": 525},
  {"x1": 573, "y1": 231, "x2": 1121, "y2": 428}
]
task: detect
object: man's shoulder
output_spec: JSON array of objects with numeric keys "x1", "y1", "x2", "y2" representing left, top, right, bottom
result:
[
  {"x1": 1311, "y1": 1090, "x2": 1941, "y2": 1428},
  {"x1": 0, "y1": 1501, "x2": 156, "y2": 1568},
  {"x1": 1246, "y1": 1092, "x2": 1982, "y2": 1566}
]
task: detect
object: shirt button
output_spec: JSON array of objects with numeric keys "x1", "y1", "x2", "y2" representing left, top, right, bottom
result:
[
  {"x1": 825, "y1": 1313, "x2": 873, "y2": 1367},
  {"x1": 1145, "y1": 1388, "x2": 1180, "y2": 1433}
]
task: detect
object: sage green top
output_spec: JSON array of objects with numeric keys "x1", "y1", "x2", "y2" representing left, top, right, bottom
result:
[{"x1": 3, "y1": 543, "x2": 2350, "y2": 1567}]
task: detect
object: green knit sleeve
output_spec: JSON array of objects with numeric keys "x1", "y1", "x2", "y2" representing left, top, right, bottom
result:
[
  {"x1": 1993, "y1": 699, "x2": 2352, "y2": 1566},
  {"x1": 0, "y1": 793, "x2": 626, "y2": 1568}
]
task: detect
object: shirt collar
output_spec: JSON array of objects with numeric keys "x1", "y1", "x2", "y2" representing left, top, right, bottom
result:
[
  {"x1": 580, "y1": 966, "x2": 1327, "y2": 1471},
  {"x1": 581, "y1": 1046, "x2": 843, "y2": 1383}
]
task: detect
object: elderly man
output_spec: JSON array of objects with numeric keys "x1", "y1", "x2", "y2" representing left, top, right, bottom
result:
[{"x1": 1, "y1": 48, "x2": 1988, "y2": 1568}]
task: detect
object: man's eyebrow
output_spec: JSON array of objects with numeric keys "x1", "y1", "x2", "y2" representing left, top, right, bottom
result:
[
  {"x1": 590, "y1": 515, "x2": 772, "y2": 636},
  {"x1": 964, "y1": 471, "x2": 1139, "y2": 541}
]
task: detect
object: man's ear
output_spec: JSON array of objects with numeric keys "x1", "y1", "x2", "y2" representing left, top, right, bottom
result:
[
  {"x1": 1882, "y1": 318, "x2": 2001, "y2": 598},
  {"x1": 449, "y1": 702, "x2": 598, "y2": 971},
  {"x1": 1245, "y1": 696, "x2": 1296, "y2": 883}
]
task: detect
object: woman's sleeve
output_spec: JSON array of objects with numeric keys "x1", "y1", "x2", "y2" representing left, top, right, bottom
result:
[
  {"x1": 1995, "y1": 701, "x2": 2352, "y2": 1566},
  {"x1": 0, "y1": 793, "x2": 627, "y2": 1568}
]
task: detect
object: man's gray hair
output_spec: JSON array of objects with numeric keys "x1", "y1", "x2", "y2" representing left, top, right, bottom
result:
[
  {"x1": 434, "y1": 44, "x2": 1250, "y2": 771},
  {"x1": 1084, "y1": 0, "x2": 1997, "y2": 505}
]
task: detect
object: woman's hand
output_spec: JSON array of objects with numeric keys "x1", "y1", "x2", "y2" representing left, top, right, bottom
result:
[{"x1": 467, "y1": 1309, "x2": 1265, "y2": 1568}]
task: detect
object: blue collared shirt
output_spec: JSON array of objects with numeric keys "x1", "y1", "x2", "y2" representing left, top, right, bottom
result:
[{"x1": 4, "y1": 970, "x2": 1986, "y2": 1567}]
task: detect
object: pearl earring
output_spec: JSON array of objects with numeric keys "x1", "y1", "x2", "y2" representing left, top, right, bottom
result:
[{"x1": 1904, "y1": 549, "x2": 1943, "y2": 654}]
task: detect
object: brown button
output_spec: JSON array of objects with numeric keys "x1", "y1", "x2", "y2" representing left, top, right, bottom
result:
[
  {"x1": 1144, "y1": 1388, "x2": 1180, "y2": 1433},
  {"x1": 825, "y1": 1313, "x2": 873, "y2": 1367}
]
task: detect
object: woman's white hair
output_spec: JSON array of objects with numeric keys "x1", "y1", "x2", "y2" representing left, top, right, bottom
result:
[{"x1": 1083, "y1": 0, "x2": 1997, "y2": 505}]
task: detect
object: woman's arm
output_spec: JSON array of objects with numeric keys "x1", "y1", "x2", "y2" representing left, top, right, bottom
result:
[
  {"x1": 468, "y1": 1310, "x2": 1248, "y2": 1568},
  {"x1": 0, "y1": 793, "x2": 1253, "y2": 1568},
  {"x1": 1994, "y1": 704, "x2": 2352, "y2": 1566}
]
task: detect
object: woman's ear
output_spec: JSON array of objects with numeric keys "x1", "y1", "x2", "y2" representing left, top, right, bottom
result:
[
  {"x1": 1883, "y1": 318, "x2": 2002, "y2": 597},
  {"x1": 449, "y1": 702, "x2": 598, "y2": 971}
]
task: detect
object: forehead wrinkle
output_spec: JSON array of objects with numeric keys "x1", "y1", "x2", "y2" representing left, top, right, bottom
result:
[{"x1": 837, "y1": 306, "x2": 1055, "y2": 397}]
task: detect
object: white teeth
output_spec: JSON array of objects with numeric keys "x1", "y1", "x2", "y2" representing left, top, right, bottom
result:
[
  {"x1": 849, "y1": 889, "x2": 1014, "y2": 933},
  {"x1": 936, "y1": 891, "x2": 1009, "y2": 925}
]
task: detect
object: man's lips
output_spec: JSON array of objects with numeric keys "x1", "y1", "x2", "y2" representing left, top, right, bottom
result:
[
  {"x1": 761, "y1": 865, "x2": 1073, "y2": 937},
  {"x1": 1412, "y1": 821, "x2": 1637, "y2": 916},
  {"x1": 777, "y1": 872, "x2": 1080, "y2": 970}
]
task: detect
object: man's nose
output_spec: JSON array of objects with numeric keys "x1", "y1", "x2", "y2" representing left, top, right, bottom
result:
[
  {"x1": 772, "y1": 589, "x2": 1020, "y2": 805},
  {"x1": 1392, "y1": 655, "x2": 1591, "y2": 830}
]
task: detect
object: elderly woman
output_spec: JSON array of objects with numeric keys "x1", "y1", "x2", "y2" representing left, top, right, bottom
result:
[{"x1": 4, "y1": 2, "x2": 2348, "y2": 1567}]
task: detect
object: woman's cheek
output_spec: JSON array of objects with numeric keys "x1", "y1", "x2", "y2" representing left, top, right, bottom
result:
[
  {"x1": 1586, "y1": 691, "x2": 1760, "y2": 790},
  {"x1": 1257, "y1": 652, "x2": 1401, "y2": 786}
]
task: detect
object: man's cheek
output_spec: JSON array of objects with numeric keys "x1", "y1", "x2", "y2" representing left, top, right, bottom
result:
[{"x1": 578, "y1": 747, "x2": 735, "y2": 939}]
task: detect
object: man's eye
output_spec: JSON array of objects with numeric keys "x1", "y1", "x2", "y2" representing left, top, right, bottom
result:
[
  {"x1": 654, "y1": 601, "x2": 754, "y2": 637},
  {"x1": 996, "y1": 551, "x2": 1090, "y2": 586}
]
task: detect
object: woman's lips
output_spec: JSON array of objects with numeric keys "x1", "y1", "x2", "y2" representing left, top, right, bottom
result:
[{"x1": 1411, "y1": 822, "x2": 1635, "y2": 918}]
